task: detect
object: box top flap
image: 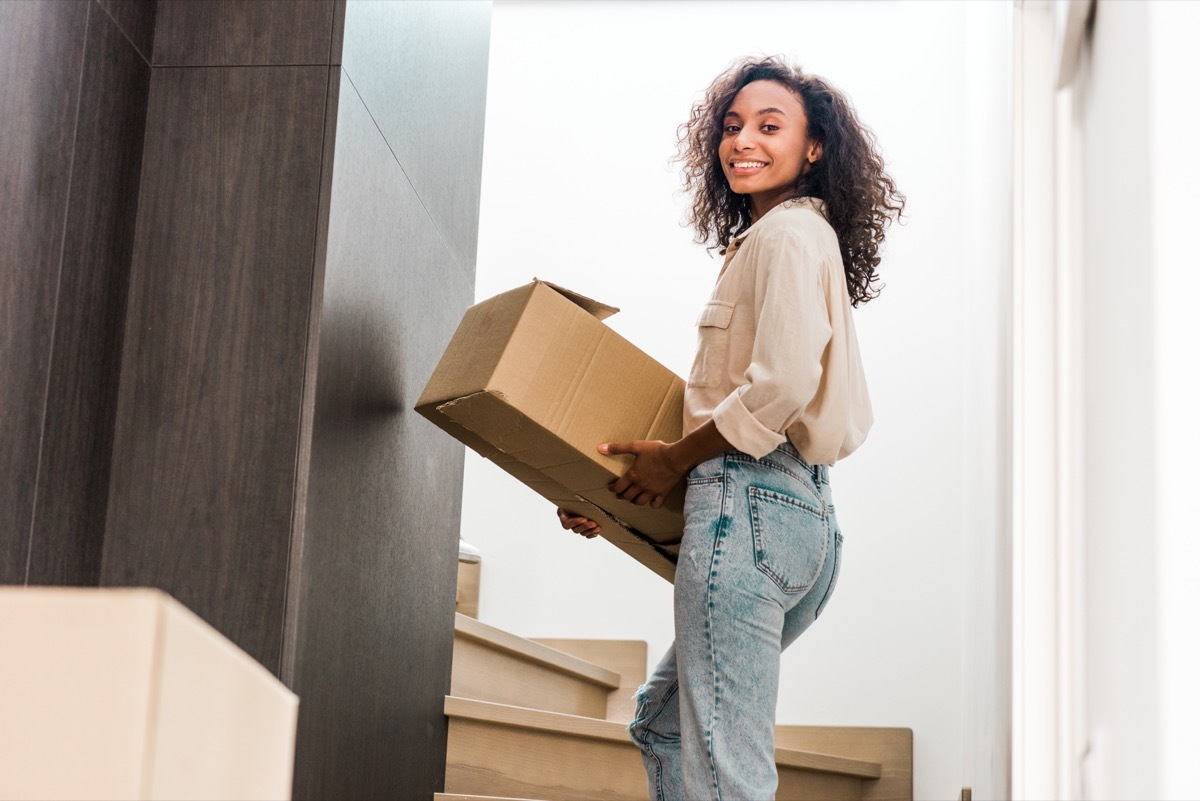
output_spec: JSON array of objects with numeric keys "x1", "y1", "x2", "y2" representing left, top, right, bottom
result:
[{"x1": 535, "y1": 278, "x2": 619, "y2": 321}]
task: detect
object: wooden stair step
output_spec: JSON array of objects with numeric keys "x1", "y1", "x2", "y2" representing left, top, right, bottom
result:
[
  {"x1": 435, "y1": 794, "x2": 544, "y2": 801},
  {"x1": 444, "y1": 696, "x2": 882, "y2": 801},
  {"x1": 775, "y1": 725, "x2": 913, "y2": 801},
  {"x1": 452, "y1": 614, "x2": 621, "y2": 719},
  {"x1": 531, "y1": 637, "x2": 647, "y2": 722}
]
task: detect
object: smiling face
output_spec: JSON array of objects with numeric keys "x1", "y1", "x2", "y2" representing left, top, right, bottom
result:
[{"x1": 718, "y1": 79, "x2": 822, "y2": 221}]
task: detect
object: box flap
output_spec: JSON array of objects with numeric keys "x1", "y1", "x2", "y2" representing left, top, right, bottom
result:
[{"x1": 535, "y1": 278, "x2": 619, "y2": 321}]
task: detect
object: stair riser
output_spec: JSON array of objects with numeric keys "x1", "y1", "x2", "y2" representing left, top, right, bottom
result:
[
  {"x1": 452, "y1": 637, "x2": 610, "y2": 719},
  {"x1": 435, "y1": 795, "x2": 541, "y2": 801},
  {"x1": 777, "y1": 770, "x2": 865, "y2": 800},
  {"x1": 446, "y1": 717, "x2": 647, "y2": 801},
  {"x1": 445, "y1": 718, "x2": 866, "y2": 801},
  {"x1": 531, "y1": 638, "x2": 648, "y2": 723}
]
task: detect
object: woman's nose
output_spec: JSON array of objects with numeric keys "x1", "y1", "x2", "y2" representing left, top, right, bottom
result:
[{"x1": 733, "y1": 130, "x2": 754, "y2": 150}]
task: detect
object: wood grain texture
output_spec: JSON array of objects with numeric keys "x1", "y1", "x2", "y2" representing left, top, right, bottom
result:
[
  {"x1": 445, "y1": 697, "x2": 644, "y2": 801},
  {"x1": 452, "y1": 637, "x2": 611, "y2": 719},
  {"x1": 456, "y1": 615, "x2": 620, "y2": 687},
  {"x1": 102, "y1": 65, "x2": 327, "y2": 670},
  {"x1": 774, "y1": 725, "x2": 912, "y2": 801},
  {"x1": 444, "y1": 697, "x2": 875, "y2": 801},
  {"x1": 153, "y1": 0, "x2": 335, "y2": 66},
  {"x1": 0, "y1": 0, "x2": 89, "y2": 584},
  {"x1": 95, "y1": 0, "x2": 157, "y2": 63},
  {"x1": 772, "y1": 768, "x2": 867, "y2": 801},
  {"x1": 531, "y1": 638, "x2": 648, "y2": 723},
  {"x1": 435, "y1": 795, "x2": 542, "y2": 801},
  {"x1": 452, "y1": 616, "x2": 617, "y2": 719},
  {"x1": 328, "y1": 0, "x2": 345, "y2": 66},
  {"x1": 446, "y1": 714, "x2": 648, "y2": 801},
  {"x1": 340, "y1": 0, "x2": 491, "y2": 272},
  {"x1": 280, "y1": 65, "x2": 340, "y2": 690},
  {"x1": 288, "y1": 68, "x2": 474, "y2": 801},
  {"x1": 27, "y1": 1, "x2": 151, "y2": 586}
]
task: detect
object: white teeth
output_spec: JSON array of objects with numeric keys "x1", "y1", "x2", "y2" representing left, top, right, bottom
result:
[{"x1": 733, "y1": 162, "x2": 766, "y2": 168}]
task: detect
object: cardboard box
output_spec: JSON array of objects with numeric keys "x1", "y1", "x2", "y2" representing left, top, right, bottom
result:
[
  {"x1": 0, "y1": 587, "x2": 298, "y2": 801},
  {"x1": 417, "y1": 280, "x2": 685, "y2": 582}
]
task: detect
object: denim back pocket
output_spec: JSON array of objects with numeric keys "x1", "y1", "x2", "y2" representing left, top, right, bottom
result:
[{"x1": 748, "y1": 486, "x2": 829, "y2": 594}]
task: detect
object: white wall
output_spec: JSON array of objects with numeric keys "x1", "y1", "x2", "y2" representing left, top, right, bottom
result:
[
  {"x1": 1075, "y1": 2, "x2": 1200, "y2": 798},
  {"x1": 962, "y1": 4, "x2": 1014, "y2": 798},
  {"x1": 1076, "y1": 5, "x2": 1156, "y2": 796},
  {"x1": 463, "y1": 3, "x2": 1012, "y2": 799},
  {"x1": 1148, "y1": 4, "x2": 1200, "y2": 795}
]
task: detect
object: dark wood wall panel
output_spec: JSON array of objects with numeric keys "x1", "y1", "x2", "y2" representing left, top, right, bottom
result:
[
  {"x1": 102, "y1": 66, "x2": 328, "y2": 671},
  {"x1": 4, "y1": 2, "x2": 487, "y2": 795},
  {"x1": 340, "y1": 0, "x2": 491, "y2": 271},
  {"x1": 291, "y1": 68, "x2": 473, "y2": 801},
  {"x1": 95, "y1": 0, "x2": 157, "y2": 63},
  {"x1": 153, "y1": 0, "x2": 335, "y2": 66},
  {"x1": 27, "y1": 4, "x2": 151, "y2": 586},
  {"x1": 0, "y1": 0, "x2": 89, "y2": 584},
  {"x1": 280, "y1": 65, "x2": 342, "y2": 692}
]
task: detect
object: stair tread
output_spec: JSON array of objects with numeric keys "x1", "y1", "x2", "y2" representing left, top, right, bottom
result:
[
  {"x1": 435, "y1": 794, "x2": 546, "y2": 801},
  {"x1": 444, "y1": 696, "x2": 882, "y2": 780},
  {"x1": 455, "y1": 614, "x2": 621, "y2": 689}
]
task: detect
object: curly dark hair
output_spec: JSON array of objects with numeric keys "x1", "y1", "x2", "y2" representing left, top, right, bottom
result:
[{"x1": 678, "y1": 57, "x2": 905, "y2": 305}]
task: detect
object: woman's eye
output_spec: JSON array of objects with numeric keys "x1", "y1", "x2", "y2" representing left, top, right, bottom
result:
[
  {"x1": 762, "y1": 124, "x2": 779, "y2": 132},
  {"x1": 723, "y1": 125, "x2": 741, "y2": 134}
]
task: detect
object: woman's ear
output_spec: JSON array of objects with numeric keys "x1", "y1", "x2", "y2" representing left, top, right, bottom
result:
[{"x1": 808, "y1": 141, "x2": 823, "y2": 164}]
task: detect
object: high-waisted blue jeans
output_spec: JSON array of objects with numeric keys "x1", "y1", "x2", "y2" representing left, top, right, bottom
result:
[{"x1": 628, "y1": 442, "x2": 843, "y2": 801}]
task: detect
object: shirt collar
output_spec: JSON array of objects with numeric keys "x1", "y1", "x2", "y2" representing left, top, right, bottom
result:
[{"x1": 725, "y1": 196, "x2": 827, "y2": 260}]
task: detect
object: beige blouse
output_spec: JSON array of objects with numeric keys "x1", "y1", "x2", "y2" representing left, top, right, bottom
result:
[{"x1": 683, "y1": 197, "x2": 873, "y2": 465}]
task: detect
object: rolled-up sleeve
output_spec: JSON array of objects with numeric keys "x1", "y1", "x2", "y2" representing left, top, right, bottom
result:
[{"x1": 710, "y1": 228, "x2": 833, "y2": 459}]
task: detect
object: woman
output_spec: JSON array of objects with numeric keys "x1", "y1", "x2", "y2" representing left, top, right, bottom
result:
[{"x1": 559, "y1": 56, "x2": 904, "y2": 800}]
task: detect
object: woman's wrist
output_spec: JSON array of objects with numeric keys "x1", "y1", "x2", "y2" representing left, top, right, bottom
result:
[
  {"x1": 666, "y1": 421, "x2": 733, "y2": 476},
  {"x1": 662, "y1": 440, "x2": 694, "y2": 477}
]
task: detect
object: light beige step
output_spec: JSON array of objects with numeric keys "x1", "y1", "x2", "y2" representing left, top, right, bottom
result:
[
  {"x1": 452, "y1": 615, "x2": 621, "y2": 719},
  {"x1": 531, "y1": 637, "x2": 647, "y2": 722},
  {"x1": 435, "y1": 794, "x2": 543, "y2": 801},
  {"x1": 444, "y1": 696, "x2": 881, "y2": 801},
  {"x1": 775, "y1": 726, "x2": 912, "y2": 801},
  {"x1": 455, "y1": 558, "x2": 481, "y2": 618}
]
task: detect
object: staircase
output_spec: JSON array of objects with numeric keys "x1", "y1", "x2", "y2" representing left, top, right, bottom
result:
[{"x1": 437, "y1": 607, "x2": 913, "y2": 801}]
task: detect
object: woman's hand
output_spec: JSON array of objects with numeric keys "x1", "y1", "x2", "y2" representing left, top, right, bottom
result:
[
  {"x1": 600, "y1": 440, "x2": 688, "y2": 509},
  {"x1": 601, "y1": 424, "x2": 733, "y2": 508},
  {"x1": 557, "y1": 508, "x2": 602, "y2": 539}
]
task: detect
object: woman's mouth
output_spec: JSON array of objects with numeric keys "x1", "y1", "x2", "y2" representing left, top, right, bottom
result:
[{"x1": 729, "y1": 161, "x2": 768, "y2": 174}]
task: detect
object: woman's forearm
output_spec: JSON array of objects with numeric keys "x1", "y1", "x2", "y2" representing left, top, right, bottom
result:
[{"x1": 664, "y1": 420, "x2": 733, "y2": 476}]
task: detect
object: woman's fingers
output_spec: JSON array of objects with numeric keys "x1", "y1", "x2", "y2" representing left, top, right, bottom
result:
[
  {"x1": 632, "y1": 490, "x2": 659, "y2": 507},
  {"x1": 557, "y1": 508, "x2": 601, "y2": 537}
]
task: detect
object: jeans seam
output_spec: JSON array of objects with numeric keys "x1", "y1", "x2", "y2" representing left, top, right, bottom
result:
[
  {"x1": 814, "y1": 532, "x2": 842, "y2": 618},
  {"x1": 646, "y1": 743, "x2": 665, "y2": 801},
  {"x1": 727, "y1": 452, "x2": 824, "y2": 504},
  {"x1": 747, "y1": 484, "x2": 826, "y2": 518},
  {"x1": 630, "y1": 682, "x2": 677, "y2": 801},
  {"x1": 748, "y1": 487, "x2": 831, "y2": 594},
  {"x1": 633, "y1": 681, "x2": 678, "y2": 734},
  {"x1": 700, "y1": 454, "x2": 730, "y2": 800}
]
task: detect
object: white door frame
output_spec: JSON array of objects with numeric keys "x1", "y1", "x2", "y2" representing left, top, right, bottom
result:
[{"x1": 1010, "y1": 1, "x2": 1091, "y2": 799}]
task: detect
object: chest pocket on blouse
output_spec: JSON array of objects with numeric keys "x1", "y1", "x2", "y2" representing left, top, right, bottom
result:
[{"x1": 687, "y1": 301, "x2": 735, "y2": 389}]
